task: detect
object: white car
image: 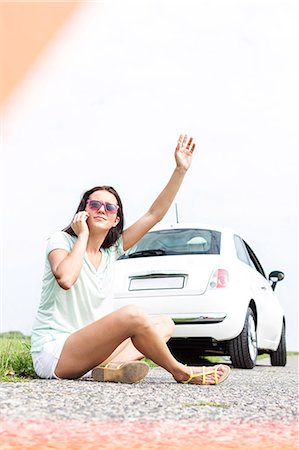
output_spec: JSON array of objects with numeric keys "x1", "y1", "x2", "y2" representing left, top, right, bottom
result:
[{"x1": 114, "y1": 223, "x2": 286, "y2": 369}]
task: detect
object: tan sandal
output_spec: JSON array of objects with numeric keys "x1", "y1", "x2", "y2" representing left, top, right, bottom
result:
[
  {"x1": 92, "y1": 361, "x2": 149, "y2": 384},
  {"x1": 182, "y1": 364, "x2": 231, "y2": 385}
]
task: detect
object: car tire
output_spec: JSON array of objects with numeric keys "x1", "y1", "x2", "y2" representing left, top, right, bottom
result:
[
  {"x1": 228, "y1": 307, "x2": 257, "y2": 369},
  {"x1": 270, "y1": 322, "x2": 287, "y2": 366}
]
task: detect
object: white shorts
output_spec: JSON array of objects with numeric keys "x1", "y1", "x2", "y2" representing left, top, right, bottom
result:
[{"x1": 31, "y1": 334, "x2": 92, "y2": 379}]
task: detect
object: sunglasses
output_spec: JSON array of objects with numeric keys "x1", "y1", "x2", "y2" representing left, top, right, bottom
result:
[{"x1": 86, "y1": 199, "x2": 119, "y2": 215}]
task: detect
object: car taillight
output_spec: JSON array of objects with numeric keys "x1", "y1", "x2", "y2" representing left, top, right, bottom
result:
[{"x1": 208, "y1": 269, "x2": 229, "y2": 289}]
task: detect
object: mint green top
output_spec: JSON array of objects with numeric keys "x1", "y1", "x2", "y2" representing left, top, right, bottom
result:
[{"x1": 31, "y1": 231, "x2": 124, "y2": 353}]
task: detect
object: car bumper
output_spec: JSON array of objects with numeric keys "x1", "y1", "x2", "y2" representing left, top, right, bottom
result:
[
  {"x1": 172, "y1": 314, "x2": 243, "y2": 341},
  {"x1": 114, "y1": 289, "x2": 248, "y2": 341}
]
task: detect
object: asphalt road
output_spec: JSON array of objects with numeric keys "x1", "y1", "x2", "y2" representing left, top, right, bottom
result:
[{"x1": 0, "y1": 356, "x2": 298, "y2": 449}]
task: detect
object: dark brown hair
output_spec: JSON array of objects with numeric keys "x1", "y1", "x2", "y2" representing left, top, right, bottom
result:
[{"x1": 63, "y1": 186, "x2": 124, "y2": 248}]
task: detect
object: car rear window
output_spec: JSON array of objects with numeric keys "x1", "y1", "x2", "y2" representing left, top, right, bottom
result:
[{"x1": 119, "y1": 228, "x2": 221, "y2": 259}]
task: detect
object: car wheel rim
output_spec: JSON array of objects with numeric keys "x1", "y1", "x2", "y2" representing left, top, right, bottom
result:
[{"x1": 247, "y1": 315, "x2": 257, "y2": 361}]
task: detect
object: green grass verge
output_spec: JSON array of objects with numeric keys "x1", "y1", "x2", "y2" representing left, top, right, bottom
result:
[
  {"x1": 0, "y1": 332, "x2": 298, "y2": 382},
  {"x1": 0, "y1": 333, "x2": 37, "y2": 381}
]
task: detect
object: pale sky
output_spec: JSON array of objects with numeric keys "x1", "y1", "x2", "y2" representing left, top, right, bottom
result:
[{"x1": 1, "y1": 0, "x2": 298, "y2": 349}]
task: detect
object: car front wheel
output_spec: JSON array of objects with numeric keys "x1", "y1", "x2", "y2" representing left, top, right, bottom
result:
[
  {"x1": 228, "y1": 307, "x2": 257, "y2": 369},
  {"x1": 270, "y1": 322, "x2": 287, "y2": 366}
]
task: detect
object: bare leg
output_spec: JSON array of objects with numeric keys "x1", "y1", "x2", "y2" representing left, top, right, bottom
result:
[
  {"x1": 55, "y1": 305, "x2": 227, "y2": 384},
  {"x1": 101, "y1": 315, "x2": 175, "y2": 364}
]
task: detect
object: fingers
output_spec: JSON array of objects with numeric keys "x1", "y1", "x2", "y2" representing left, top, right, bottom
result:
[
  {"x1": 186, "y1": 137, "x2": 196, "y2": 154},
  {"x1": 177, "y1": 134, "x2": 196, "y2": 153},
  {"x1": 71, "y1": 211, "x2": 89, "y2": 234},
  {"x1": 190, "y1": 142, "x2": 196, "y2": 153},
  {"x1": 177, "y1": 134, "x2": 188, "y2": 147},
  {"x1": 73, "y1": 211, "x2": 89, "y2": 223},
  {"x1": 176, "y1": 134, "x2": 183, "y2": 151}
]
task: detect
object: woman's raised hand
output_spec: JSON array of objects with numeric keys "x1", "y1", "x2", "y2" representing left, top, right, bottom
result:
[
  {"x1": 71, "y1": 211, "x2": 90, "y2": 237},
  {"x1": 175, "y1": 134, "x2": 196, "y2": 172}
]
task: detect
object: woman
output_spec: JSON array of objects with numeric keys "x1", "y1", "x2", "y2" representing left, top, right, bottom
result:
[{"x1": 31, "y1": 134, "x2": 230, "y2": 385}]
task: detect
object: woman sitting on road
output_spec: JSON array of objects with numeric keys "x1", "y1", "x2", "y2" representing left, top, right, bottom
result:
[{"x1": 31, "y1": 134, "x2": 230, "y2": 385}]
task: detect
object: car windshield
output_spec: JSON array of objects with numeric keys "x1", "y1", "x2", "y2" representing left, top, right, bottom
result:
[{"x1": 119, "y1": 228, "x2": 221, "y2": 259}]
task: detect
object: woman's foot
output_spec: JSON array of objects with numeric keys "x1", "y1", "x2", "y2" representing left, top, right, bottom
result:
[{"x1": 174, "y1": 364, "x2": 231, "y2": 385}]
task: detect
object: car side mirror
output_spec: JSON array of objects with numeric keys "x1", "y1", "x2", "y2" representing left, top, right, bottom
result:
[{"x1": 269, "y1": 270, "x2": 285, "y2": 291}]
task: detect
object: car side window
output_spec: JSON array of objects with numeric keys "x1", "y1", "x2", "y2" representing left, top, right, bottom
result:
[
  {"x1": 243, "y1": 241, "x2": 266, "y2": 278},
  {"x1": 234, "y1": 235, "x2": 251, "y2": 265}
]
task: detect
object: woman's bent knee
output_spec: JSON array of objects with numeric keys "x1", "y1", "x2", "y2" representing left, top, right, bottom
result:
[
  {"x1": 158, "y1": 314, "x2": 175, "y2": 339},
  {"x1": 118, "y1": 304, "x2": 150, "y2": 328}
]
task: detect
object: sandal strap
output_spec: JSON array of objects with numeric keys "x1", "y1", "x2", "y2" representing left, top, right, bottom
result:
[
  {"x1": 183, "y1": 366, "x2": 219, "y2": 384},
  {"x1": 183, "y1": 367, "x2": 194, "y2": 384},
  {"x1": 104, "y1": 362, "x2": 124, "y2": 370}
]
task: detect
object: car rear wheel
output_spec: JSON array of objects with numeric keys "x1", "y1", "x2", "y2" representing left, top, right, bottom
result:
[
  {"x1": 228, "y1": 307, "x2": 257, "y2": 369},
  {"x1": 270, "y1": 322, "x2": 287, "y2": 366}
]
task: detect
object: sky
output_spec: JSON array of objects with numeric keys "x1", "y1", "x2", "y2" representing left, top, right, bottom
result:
[{"x1": 1, "y1": 0, "x2": 298, "y2": 350}]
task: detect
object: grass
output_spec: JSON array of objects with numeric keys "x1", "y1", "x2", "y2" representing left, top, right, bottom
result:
[
  {"x1": 0, "y1": 332, "x2": 298, "y2": 382},
  {"x1": 184, "y1": 401, "x2": 230, "y2": 409},
  {"x1": 0, "y1": 332, "x2": 37, "y2": 381}
]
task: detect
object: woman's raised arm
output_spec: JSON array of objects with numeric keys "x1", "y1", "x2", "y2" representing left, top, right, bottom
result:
[{"x1": 122, "y1": 134, "x2": 196, "y2": 251}]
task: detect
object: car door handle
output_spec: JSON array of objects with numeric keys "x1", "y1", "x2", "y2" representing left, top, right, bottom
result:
[{"x1": 260, "y1": 286, "x2": 267, "y2": 290}]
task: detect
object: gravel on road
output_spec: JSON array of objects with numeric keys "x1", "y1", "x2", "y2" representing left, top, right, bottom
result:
[{"x1": 0, "y1": 356, "x2": 298, "y2": 449}]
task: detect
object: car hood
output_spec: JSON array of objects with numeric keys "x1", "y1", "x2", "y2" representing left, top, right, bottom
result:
[{"x1": 114, "y1": 254, "x2": 221, "y2": 298}]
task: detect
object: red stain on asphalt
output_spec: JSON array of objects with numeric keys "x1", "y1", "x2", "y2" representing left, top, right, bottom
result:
[{"x1": 0, "y1": 419, "x2": 298, "y2": 449}]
